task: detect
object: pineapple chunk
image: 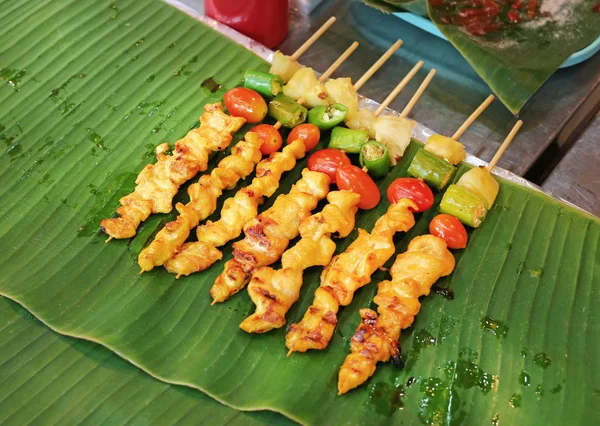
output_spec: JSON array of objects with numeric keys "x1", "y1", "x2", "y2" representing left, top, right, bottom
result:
[
  {"x1": 269, "y1": 51, "x2": 302, "y2": 83},
  {"x1": 324, "y1": 78, "x2": 358, "y2": 120},
  {"x1": 283, "y1": 68, "x2": 329, "y2": 108},
  {"x1": 374, "y1": 115, "x2": 414, "y2": 165},
  {"x1": 424, "y1": 134, "x2": 467, "y2": 165},
  {"x1": 456, "y1": 167, "x2": 499, "y2": 209},
  {"x1": 346, "y1": 108, "x2": 377, "y2": 139}
]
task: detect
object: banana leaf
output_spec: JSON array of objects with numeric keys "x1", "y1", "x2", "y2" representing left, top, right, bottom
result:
[
  {"x1": 363, "y1": 0, "x2": 600, "y2": 114},
  {"x1": 0, "y1": 296, "x2": 294, "y2": 425},
  {"x1": 1, "y1": 0, "x2": 599, "y2": 425}
]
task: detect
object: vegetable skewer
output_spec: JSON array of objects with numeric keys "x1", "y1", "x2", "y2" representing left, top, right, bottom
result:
[
  {"x1": 282, "y1": 39, "x2": 403, "y2": 125},
  {"x1": 101, "y1": 104, "x2": 246, "y2": 242},
  {"x1": 268, "y1": 16, "x2": 337, "y2": 82},
  {"x1": 337, "y1": 234, "x2": 455, "y2": 395},
  {"x1": 440, "y1": 120, "x2": 523, "y2": 227},
  {"x1": 272, "y1": 40, "x2": 360, "y2": 129},
  {"x1": 408, "y1": 95, "x2": 494, "y2": 190},
  {"x1": 239, "y1": 63, "x2": 428, "y2": 333}
]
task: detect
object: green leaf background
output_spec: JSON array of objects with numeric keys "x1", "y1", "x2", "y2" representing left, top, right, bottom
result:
[{"x1": 1, "y1": 0, "x2": 599, "y2": 425}]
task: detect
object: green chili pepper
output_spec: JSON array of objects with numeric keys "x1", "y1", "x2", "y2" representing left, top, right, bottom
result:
[
  {"x1": 268, "y1": 94, "x2": 307, "y2": 128},
  {"x1": 408, "y1": 148, "x2": 456, "y2": 190},
  {"x1": 359, "y1": 141, "x2": 390, "y2": 178},
  {"x1": 439, "y1": 184, "x2": 488, "y2": 228},
  {"x1": 307, "y1": 103, "x2": 348, "y2": 130},
  {"x1": 328, "y1": 126, "x2": 369, "y2": 153},
  {"x1": 244, "y1": 70, "x2": 284, "y2": 98}
]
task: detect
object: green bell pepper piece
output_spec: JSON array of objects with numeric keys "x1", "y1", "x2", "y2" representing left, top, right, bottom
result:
[
  {"x1": 359, "y1": 141, "x2": 390, "y2": 178},
  {"x1": 307, "y1": 103, "x2": 348, "y2": 130},
  {"x1": 243, "y1": 70, "x2": 284, "y2": 98},
  {"x1": 439, "y1": 184, "x2": 488, "y2": 228},
  {"x1": 268, "y1": 94, "x2": 307, "y2": 128},
  {"x1": 408, "y1": 148, "x2": 456, "y2": 190},
  {"x1": 328, "y1": 126, "x2": 369, "y2": 153}
]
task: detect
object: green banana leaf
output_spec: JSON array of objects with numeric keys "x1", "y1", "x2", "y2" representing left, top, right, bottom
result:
[
  {"x1": 363, "y1": 0, "x2": 600, "y2": 114},
  {"x1": 1, "y1": 0, "x2": 599, "y2": 425},
  {"x1": 0, "y1": 296, "x2": 294, "y2": 425}
]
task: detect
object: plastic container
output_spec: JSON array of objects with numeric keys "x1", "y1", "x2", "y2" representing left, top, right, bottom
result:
[{"x1": 205, "y1": 0, "x2": 289, "y2": 49}]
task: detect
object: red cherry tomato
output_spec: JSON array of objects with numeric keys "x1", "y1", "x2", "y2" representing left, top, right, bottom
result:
[
  {"x1": 223, "y1": 87, "x2": 267, "y2": 123},
  {"x1": 387, "y1": 178, "x2": 434, "y2": 213},
  {"x1": 251, "y1": 124, "x2": 282, "y2": 155},
  {"x1": 429, "y1": 214, "x2": 468, "y2": 249},
  {"x1": 288, "y1": 124, "x2": 320, "y2": 152},
  {"x1": 307, "y1": 148, "x2": 351, "y2": 184},
  {"x1": 336, "y1": 165, "x2": 381, "y2": 210}
]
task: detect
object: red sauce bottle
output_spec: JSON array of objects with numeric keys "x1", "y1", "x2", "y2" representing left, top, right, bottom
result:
[{"x1": 205, "y1": 0, "x2": 289, "y2": 49}]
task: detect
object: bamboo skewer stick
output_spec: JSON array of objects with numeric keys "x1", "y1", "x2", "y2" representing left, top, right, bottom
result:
[
  {"x1": 290, "y1": 17, "x2": 337, "y2": 61},
  {"x1": 451, "y1": 94, "x2": 495, "y2": 140},
  {"x1": 374, "y1": 60, "x2": 424, "y2": 117},
  {"x1": 354, "y1": 40, "x2": 403, "y2": 91},
  {"x1": 273, "y1": 41, "x2": 359, "y2": 130},
  {"x1": 487, "y1": 120, "x2": 523, "y2": 172},
  {"x1": 400, "y1": 68, "x2": 436, "y2": 119}
]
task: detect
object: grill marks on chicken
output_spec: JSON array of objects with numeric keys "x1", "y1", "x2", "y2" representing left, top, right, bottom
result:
[
  {"x1": 240, "y1": 190, "x2": 360, "y2": 333},
  {"x1": 137, "y1": 132, "x2": 264, "y2": 272},
  {"x1": 100, "y1": 103, "x2": 245, "y2": 240},
  {"x1": 210, "y1": 169, "x2": 331, "y2": 304},
  {"x1": 164, "y1": 139, "x2": 307, "y2": 277},
  {"x1": 285, "y1": 199, "x2": 418, "y2": 354},
  {"x1": 338, "y1": 235, "x2": 455, "y2": 394}
]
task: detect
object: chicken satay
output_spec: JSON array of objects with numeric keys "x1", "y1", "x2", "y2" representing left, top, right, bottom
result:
[
  {"x1": 338, "y1": 235, "x2": 455, "y2": 394},
  {"x1": 285, "y1": 198, "x2": 417, "y2": 354},
  {"x1": 240, "y1": 190, "x2": 360, "y2": 333},
  {"x1": 164, "y1": 139, "x2": 306, "y2": 277},
  {"x1": 138, "y1": 132, "x2": 264, "y2": 272},
  {"x1": 101, "y1": 103, "x2": 245, "y2": 239},
  {"x1": 210, "y1": 169, "x2": 331, "y2": 304}
]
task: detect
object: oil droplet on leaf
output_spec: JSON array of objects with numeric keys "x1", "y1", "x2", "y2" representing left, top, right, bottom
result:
[
  {"x1": 528, "y1": 267, "x2": 543, "y2": 278},
  {"x1": 368, "y1": 381, "x2": 406, "y2": 416},
  {"x1": 533, "y1": 353, "x2": 551, "y2": 368},
  {"x1": 431, "y1": 284, "x2": 455, "y2": 300},
  {"x1": 518, "y1": 370, "x2": 531, "y2": 387},
  {"x1": 535, "y1": 384, "x2": 543, "y2": 398},
  {"x1": 481, "y1": 315, "x2": 508, "y2": 339},
  {"x1": 109, "y1": 2, "x2": 119, "y2": 19},
  {"x1": 509, "y1": 393, "x2": 521, "y2": 408},
  {"x1": 491, "y1": 413, "x2": 500, "y2": 426},
  {"x1": 0, "y1": 68, "x2": 26, "y2": 91}
]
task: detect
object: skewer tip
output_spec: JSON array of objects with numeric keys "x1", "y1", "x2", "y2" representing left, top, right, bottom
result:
[
  {"x1": 287, "y1": 349, "x2": 293, "y2": 357},
  {"x1": 211, "y1": 299, "x2": 217, "y2": 306},
  {"x1": 105, "y1": 236, "x2": 113, "y2": 243}
]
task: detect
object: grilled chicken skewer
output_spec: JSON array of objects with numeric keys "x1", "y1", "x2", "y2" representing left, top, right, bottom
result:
[
  {"x1": 240, "y1": 190, "x2": 360, "y2": 332},
  {"x1": 338, "y1": 234, "x2": 455, "y2": 394},
  {"x1": 101, "y1": 103, "x2": 245, "y2": 240},
  {"x1": 210, "y1": 169, "x2": 331, "y2": 303},
  {"x1": 239, "y1": 62, "x2": 427, "y2": 333},
  {"x1": 138, "y1": 132, "x2": 263, "y2": 272},
  {"x1": 103, "y1": 18, "x2": 337, "y2": 242},
  {"x1": 163, "y1": 45, "x2": 363, "y2": 277},
  {"x1": 164, "y1": 139, "x2": 306, "y2": 277},
  {"x1": 285, "y1": 198, "x2": 417, "y2": 354}
]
